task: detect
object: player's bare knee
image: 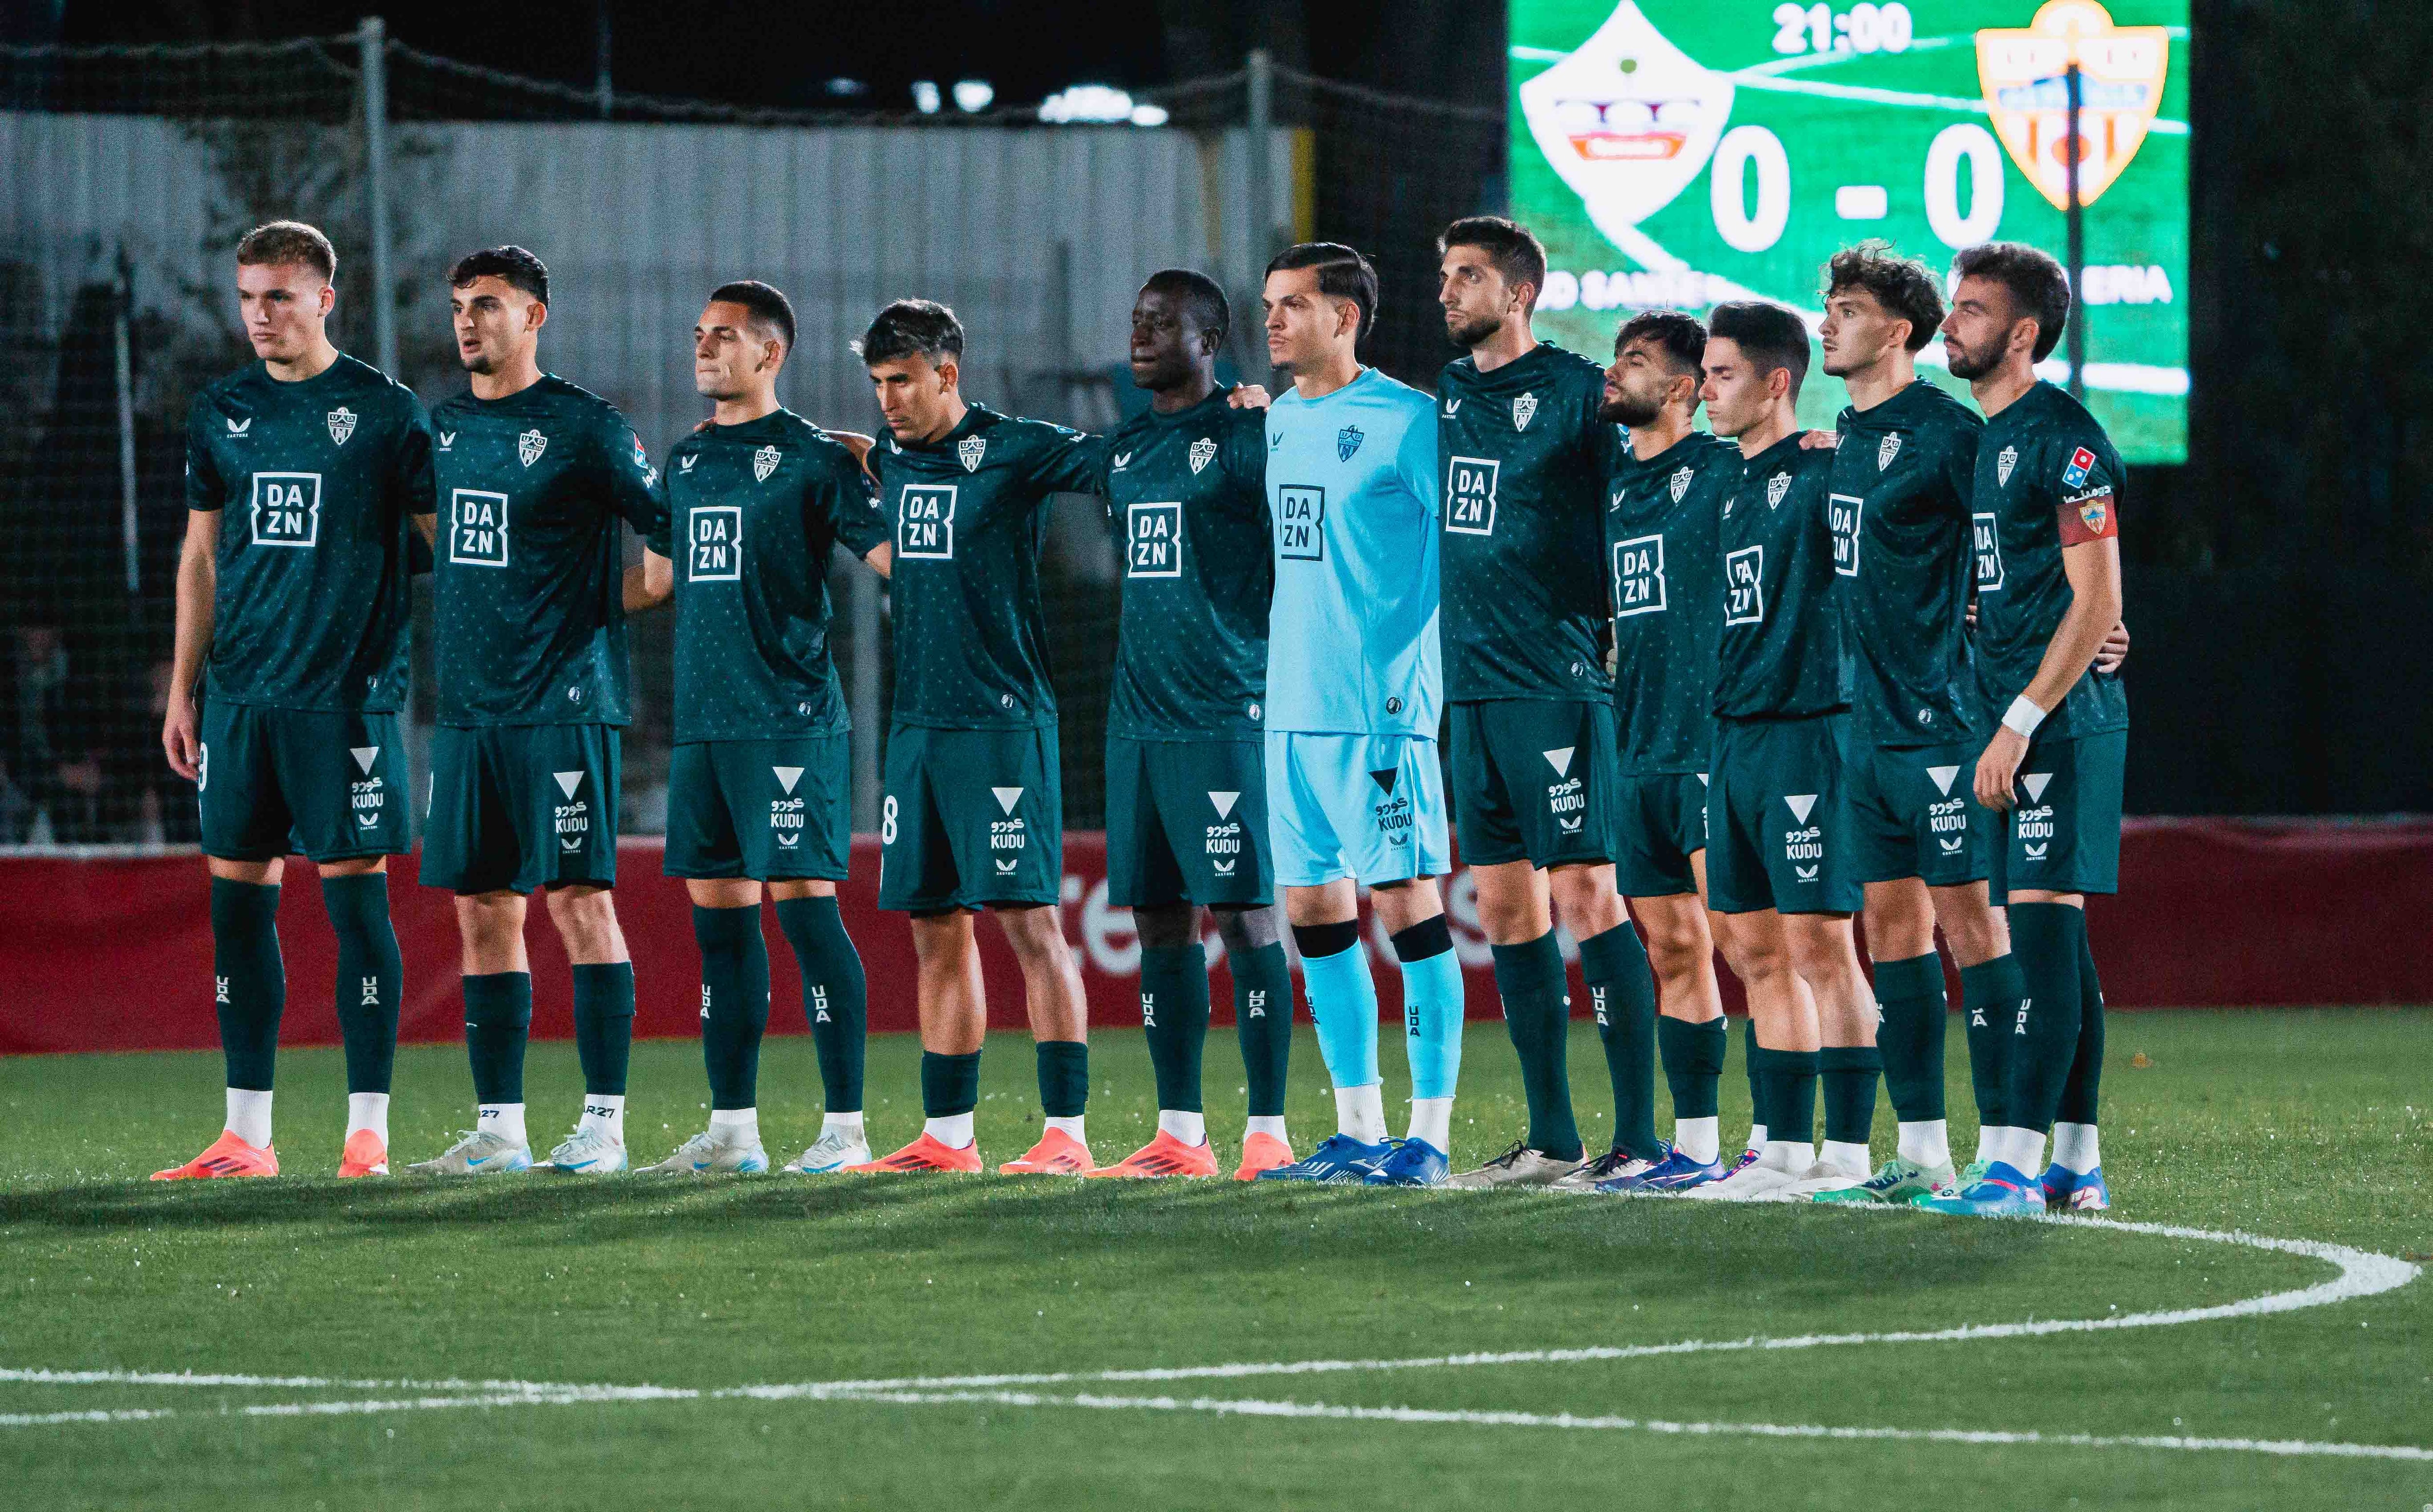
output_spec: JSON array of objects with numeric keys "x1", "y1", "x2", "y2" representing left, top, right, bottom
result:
[
  {"x1": 1549, "y1": 864, "x2": 1626, "y2": 938},
  {"x1": 1212, "y1": 902, "x2": 1282, "y2": 954},
  {"x1": 1132, "y1": 903, "x2": 1199, "y2": 953},
  {"x1": 995, "y1": 904, "x2": 1073, "y2": 966},
  {"x1": 1930, "y1": 885, "x2": 2004, "y2": 965},
  {"x1": 543, "y1": 885, "x2": 623, "y2": 960},
  {"x1": 1369, "y1": 878, "x2": 1444, "y2": 937}
]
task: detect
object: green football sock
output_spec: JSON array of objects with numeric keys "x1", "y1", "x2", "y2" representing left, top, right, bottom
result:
[
  {"x1": 1958, "y1": 954, "x2": 2025, "y2": 1129},
  {"x1": 1580, "y1": 922, "x2": 1660, "y2": 1161},
  {"x1": 1491, "y1": 931, "x2": 1582, "y2": 1161},
  {"x1": 208, "y1": 878, "x2": 284, "y2": 1093},
  {"x1": 2057, "y1": 925, "x2": 2107, "y2": 1126},
  {"x1": 693, "y1": 905, "x2": 769, "y2": 1111},
  {"x1": 776, "y1": 896, "x2": 867, "y2": 1115},
  {"x1": 462, "y1": 971, "x2": 532, "y2": 1107},
  {"x1": 1229, "y1": 940, "x2": 1293, "y2": 1118},
  {"x1": 1818, "y1": 1044, "x2": 1883, "y2": 1146},
  {"x1": 2003, "y1": 902, "x2": 2086, "y2": 1136},
  {"x1": 1743, "y1": 1015, "x2": 1768, "y2": 1138},
  {"x1": 1871, "y1": 953, "x2": 1947, "y2": 1123},
  {"x1": 1656, "y1": 1015, "x2": 1726, "y2": 1119},
  {"x1": 1139, "y1": 944, "x2": 1211, "y2": 1114},
  {"x1": 321, "y1": 873, "x2": 400, "y2": 1096},
  {"x1": 921, "y1": 1050, "x2": 980, "y2": 1118},
  {"x1": 1756, "y1": 1048, "x2": 1818, "y2": 1146},
  {"x1": 570, "y1": 961, "x2": 635, "y2": 1098},
  {"x1": 1036, "y1": 1040, "x2": 1089, "y2": 1119}
]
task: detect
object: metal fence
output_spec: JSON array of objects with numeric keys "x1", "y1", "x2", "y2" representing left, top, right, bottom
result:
[{"x1": 0, "y1": 25, "x2": 1503, "y2": 854}]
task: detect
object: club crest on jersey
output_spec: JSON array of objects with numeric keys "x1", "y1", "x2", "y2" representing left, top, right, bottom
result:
[
  {"x1": 1877, "y1": 433, "x2": 1901, "y2": 471},
  {"x1": 1997, "y1": 445, "x2": 2018, "y2": 486},
  {"x1": 1669, "y1": 466, "x2": 1692, "y2": 503},
  {"x1": 958, "y1": 436, "x2": 987, "y2": 472},
  {"x1": 1189, "y1": 437, "x2": 1216, "y2": 474},
  {"x1": 2074, "y1": 491, "x2": 2110, "y2": 535},
  {"x1": 2062, "y1": 447, "x2": 2096, "y2": 488},
  {"x1": 326, "y1": 406, "x2": 357, "y2": 445},
  {"x1": 518, "y1": 429, "x2": 547, "y2": 467},
  {"x1": 1765, "y1": 471, "x2": 1791, "y2": 508},
  {"x1": 753, "y1": 444, "x2": 780, "y2": 483},
  {"x1": 1337, "y1": 425, "x2": 1364, "y2": 462},
  {"x1": 1512, "y1": 392, "x2": 1539, "y2": 431}
]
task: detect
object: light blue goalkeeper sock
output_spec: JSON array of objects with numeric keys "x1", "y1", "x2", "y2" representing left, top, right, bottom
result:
[
  {"x1": 1393, "y1": 916, "x2": 1464, "y2": 1100},
  {"x1": 1292, "y1": 920, "x2": 1379, "y2": 1093}
]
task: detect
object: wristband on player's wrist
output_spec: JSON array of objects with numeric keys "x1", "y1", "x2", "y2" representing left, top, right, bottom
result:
[{"x1": 2001, "y1": 695, "x2": 2048, "y2": 739}]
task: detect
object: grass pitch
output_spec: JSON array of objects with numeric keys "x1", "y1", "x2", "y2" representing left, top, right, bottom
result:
[{"x1": 1, "y1": 1009, "x2": 2428, "y2": 1510}]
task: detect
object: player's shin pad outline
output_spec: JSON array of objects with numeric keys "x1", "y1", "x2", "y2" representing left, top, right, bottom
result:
[{"x1": 2, "y1": 1217, "x2": 2418, "y2": 1460}]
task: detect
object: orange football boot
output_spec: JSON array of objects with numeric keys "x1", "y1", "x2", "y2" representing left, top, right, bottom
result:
[
  {"x1": 151, "y1": 1130, "x2": 278, "y2": 1181},
  {"x1": 846, "y1": 1133, "x2": 983, "y2": 1173},
  {"x1": 337, "y1": 1129, "x2": 390, "y2": 1178},
  {"x1": 1233, "y1": 1131, "x2": 1295, "y2": 1181},
  {"x1": 999, "y1": 1127, "x2": 1094, "y2": 1175},
  {"x1": 1085, "y1": 1129, "x2": 1219, "y2": 1179}
]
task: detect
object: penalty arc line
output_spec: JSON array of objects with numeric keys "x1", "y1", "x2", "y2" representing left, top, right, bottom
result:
[{"x1": 2, "y1": 1216, "x2": 2419, "y2": 1460}]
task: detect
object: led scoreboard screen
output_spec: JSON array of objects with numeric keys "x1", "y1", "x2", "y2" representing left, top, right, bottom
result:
[{"x1": 1510, "y1": 1, "x2": 2188, "y2": 462}]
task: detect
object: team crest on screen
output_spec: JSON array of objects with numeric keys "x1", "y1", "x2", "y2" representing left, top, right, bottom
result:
[
  {"x1": 1765, "y1": 471, "x2": 1791, "y2": 508},
  {"x1": 326, "y1": 406, "x2": 356, "y2": 446},
  {"x1": 1877, "y1": 433, "x2": 1901, "y2": 471},
  {"x1": 1188, "y1": 437, "x2": 1217, "y2": 474},
  {"x1": 753, "y1": 445, "x2": 780, "y2": 483},
  {"x1": 1337, "y1": 425, "x2": 1363, "y2": 462},
  {"x1": 1669, "y1": 466, "x2": 1692, "y2": 503},
  {"x1": 1512, "y1": 393, "x2": 1539, "y2": 431},
  {"x1": 518, "y1": 429, "x2": 548, "y2": 467},
  {"x1": 958, "y1": 436, "x2": 987, "y2": 472},
  {"x1": 1997, "y1": 446, "x2": 2018, "y2": 486}
]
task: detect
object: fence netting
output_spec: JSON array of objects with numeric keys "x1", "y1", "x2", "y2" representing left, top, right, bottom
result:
[{"x1": 0, "y1": 36, "x2": 1501, "y2": 853}]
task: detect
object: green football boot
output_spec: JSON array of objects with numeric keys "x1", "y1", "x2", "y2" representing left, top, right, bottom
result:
[{"x1": 1811, "y1": 1155, "x2": 1956, "y2": 1205}]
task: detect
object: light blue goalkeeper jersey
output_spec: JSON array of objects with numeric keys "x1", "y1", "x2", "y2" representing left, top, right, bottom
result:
[{"x1": 1263, "y1": 367, "x2": 1443, "y2": 738}]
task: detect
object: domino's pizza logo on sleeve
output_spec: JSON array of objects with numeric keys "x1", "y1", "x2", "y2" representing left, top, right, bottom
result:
[{"x1": 2061, "y1": 447, "x2": 2097, "y2": 489}]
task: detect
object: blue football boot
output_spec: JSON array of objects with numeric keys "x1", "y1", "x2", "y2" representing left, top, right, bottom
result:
[
  {"x1": 1598, "y1": 1146, "x2": 1725, "y2": 1194},
  {"x1": 1917, "y1": 1160, "x2": 2046, "y2": 1217},
  {"x1": 2039, "y1": 1163, "x2": 2112, "y2": 1212},
  {"x1": 1255, "y1": 1132, "x2": 1396, "y2": 1184},
  {"x1": 1362, "y1": 1137, "x2": 1450, "y2": 1187}
]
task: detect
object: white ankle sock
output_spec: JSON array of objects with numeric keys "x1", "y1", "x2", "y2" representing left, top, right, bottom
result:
[
  {"x1": 1819, "y1": 1138, "x2": 1871, "y2": 1175},
  {"x1": 822, "y1": 1111, "x2": 866, "y2": 1137},
  {"x1": 925, "y1": 1112, "x2": 975, "y2": 1149},
  {"x1": 708, "y1": 1107, "x2": 758, "y2": 1144},
  {"x1": 1244, "y1": 1114, "x2": 1289, "y2": 1140},
  {"x1": 2052, "y1": 1121, "x2": 2100, "y2": 1174},
  {"x1": 1743, "y1": 1123, "x2": 1768, "y2": 1155},
  {"x1": 1896, "y1": 1118, "x2": 1951, "y2": 1169},
  {"x1": 225, "y1": 1088, "x2": 272, "y2": 1149},
  {"x1": 478, "y1": 1102, "x2": 527, "y2": 1149},
  {"x1": 1045, "y1": 1115, "x2": 1087, "y2": 1143},
  {"x1": 1405, "y1": 1096, "x2": 1453, "y2": 1152},
  {"x1": 1989, "y1": 1125, "x2": 2045, "y2": 1172},
  {"x1": 1972, "y1": 1124, "x2": 1997, "y2": 1165},
  {"x1": 1673, "y1": 1116, "x2": 1721, "y2": 1166},
  {"x1": 345, "y1": 1092, "x2": 388, "y2": 1144},
  {"x1": 579, "y1": 1094, "x2": 625, "y2": 1143},
  {"x1": 1156, "y1": 1110, "x2": 1207, "y2": 1146},
  {"x1": 1334, "y1": 1084, "x2": 1388, "y2": 1144},
  {"x1": 1761, "y1": 1138, "x2": 1816, "y2": 1172}
]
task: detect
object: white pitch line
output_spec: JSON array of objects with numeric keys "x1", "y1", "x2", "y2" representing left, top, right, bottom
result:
[{"x1": 830, "y1": 1388, "x2": 2433, "y2": 1463}]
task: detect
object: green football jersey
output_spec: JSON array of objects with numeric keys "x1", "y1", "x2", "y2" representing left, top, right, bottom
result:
[
  {"x1": 1606, "y1": 429, "x2": 1737, "y2": 774},
  {"x1": 182, "y1": 353, "x2": 434, "y2": 713},
  {"x1": 644, "y1": 409, "x2": 891, "y2": 744},
  {"x1": 1436, "y1": 342, "x2": 1616, "y2": 703},
  {"x1": 1713, "y1": 433, "x2": 1846, "y2": 721},
  {"x1": 1098, "y1": 388, "x2": 1271, "y2": 739},
  {"x1": 869, "y1": 403, "x2": 1105, "y2": 730},
  {"x1": 428, "y1": 375, "x2": 661, "y2": 727},
  {"x1": 1831, "y1": 379, "x2": 1985, "y2": 747},
  {"x1": 1972, "y1": 380, "x2": 2129, "y2": 741}
]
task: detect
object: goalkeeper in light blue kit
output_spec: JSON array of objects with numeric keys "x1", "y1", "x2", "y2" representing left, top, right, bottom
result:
[{"x1": 1252, "y1": 243, "x2": 1466, "y2": 1188}]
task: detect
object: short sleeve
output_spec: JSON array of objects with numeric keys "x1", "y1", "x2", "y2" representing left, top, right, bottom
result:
[
  {"x1": 184, "y1": 398, "x2": 226, "y2": 512},
  {"x1": 2054, "y1": 440, "x2": 2121, "y2": 546},
  {"x1": 391, "y1": 395, "x2": 437, "y2": 521},
  {"x1": 1026, "y1": 423, "x2": 1111, "y2": 497},
  {"x1": 1939, "y1": 419, "x2": 1981, "y2": 518},
  {"x1": 1223, "y1": 406, "x2": 1270, "y2": 511},
  {"x1": 606, "y1": 423, "x2": 664, "y2": 534},
  {"x1": 1397, "y1": 402, "x2": 1441, "y2": 517},
  {"x1": 642, "y1": 454, "x2": 674, "y2": 559},
  {"x1": 817, "y1": 447, "x2": 891, "y2": 558}
]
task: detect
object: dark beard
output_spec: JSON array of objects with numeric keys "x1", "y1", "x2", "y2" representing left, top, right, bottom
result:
[
  {"x1": 1943, "y1": 340, "x2": 1998, "y2": 380},
  {"x1": 1445, "y1": 310, "x2": 1503, "y2": 349},
  {"x1": 1600, "y1": 393, "x2": 1661, "y2": 428}
]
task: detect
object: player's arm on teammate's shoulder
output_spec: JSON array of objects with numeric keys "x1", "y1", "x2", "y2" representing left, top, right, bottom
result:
[
  {"x1": 823, "y1": 444, "x2": 894, "y2": 581},
  {"x1": 1228, "y1": 384, "x2": 1271, "y2": 409},
  {"x1": 1975, "y1": 450, "x2": 2124, "y2": 811},
  {"x1": 617, "y1": 426, "x2": 672, "y2": 614},
  {"x1": 1797, "y1": 429, "x2": 1840, "y2": 449}
]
